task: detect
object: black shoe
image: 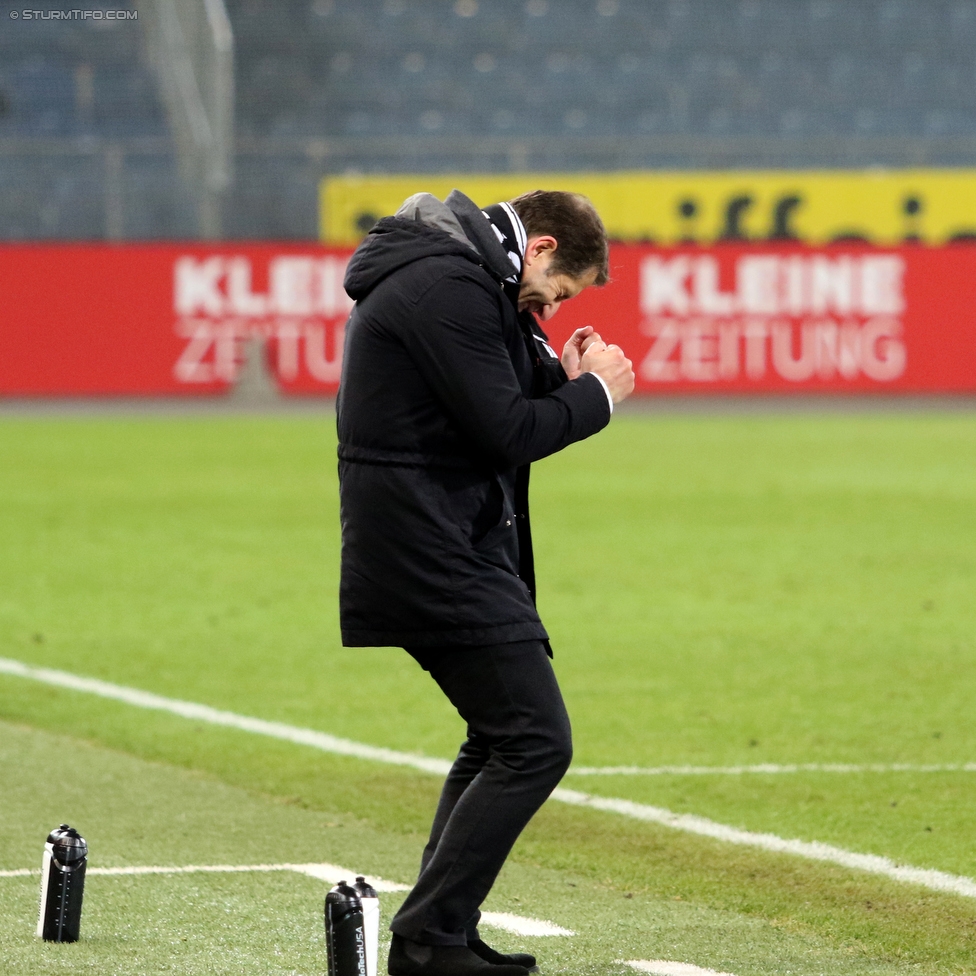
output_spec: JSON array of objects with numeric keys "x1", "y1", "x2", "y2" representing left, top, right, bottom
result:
[
  {"x1": 468, "y1": 938, "x2": 539, "y2": 972},
  {"x1": 389, "y1": 933, "x2": 530, "y2": 976}
]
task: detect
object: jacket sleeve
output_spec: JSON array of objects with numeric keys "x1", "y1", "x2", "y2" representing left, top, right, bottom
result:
[{"x1": 403, "y1": 269, "x2": 611, "y2": 468}]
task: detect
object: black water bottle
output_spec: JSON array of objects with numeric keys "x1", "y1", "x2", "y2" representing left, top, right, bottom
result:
[
  {"x1": 37, "y1": 824, "x2": 87, "y2": 942},
  {"x1": 325, "y1": 880, "x2": 367, "y2": 976}
]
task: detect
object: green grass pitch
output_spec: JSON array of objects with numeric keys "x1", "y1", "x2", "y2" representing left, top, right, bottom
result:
[{"x1": 1, "y1": 409, "x2": 975, "y2": 975}]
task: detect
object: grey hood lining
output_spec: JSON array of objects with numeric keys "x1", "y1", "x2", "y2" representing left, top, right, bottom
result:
[
  {"x1": 445, "y1": 189, "x2": 522, "y2": 284},
  {"x1": 395, "y1": 193, "x2": 477, "y2": 252},
  {"x1": 394, "y1": 189, "x2": 521, "y2": 285}
]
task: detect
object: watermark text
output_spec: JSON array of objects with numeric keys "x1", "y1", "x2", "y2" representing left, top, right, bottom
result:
[{"x1": 9, "y1": 9, "x2": 138, "y2": 20}]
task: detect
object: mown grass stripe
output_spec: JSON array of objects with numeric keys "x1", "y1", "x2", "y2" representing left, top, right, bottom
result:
[{"x1": 3, "y1": 655, "x2": 975, "y2": 901}]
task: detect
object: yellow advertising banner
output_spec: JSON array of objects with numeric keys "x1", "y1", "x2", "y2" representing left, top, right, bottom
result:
[{"x1": 320, "y1": 170, "x2": 976, "y2": 247}]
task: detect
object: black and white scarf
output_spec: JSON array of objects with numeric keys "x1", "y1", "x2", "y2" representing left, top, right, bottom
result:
[
  {"x1": 484, "y1": 202, "x2": 565, "y2": 392},
  {"x1": 482, "y1": 202, "x2": 528, "y2": 285}
]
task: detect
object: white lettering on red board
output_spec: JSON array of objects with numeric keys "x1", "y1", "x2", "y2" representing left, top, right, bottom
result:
[
  {"x1": 172, "y1": 255, "x2": 353, "y2": 385},
  {"x1": 638, "y1": 254, "x2": 907, "y2": 384}
]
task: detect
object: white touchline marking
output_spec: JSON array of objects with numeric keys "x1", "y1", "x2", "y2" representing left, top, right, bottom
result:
[
  {"x1": 0, "y1": 862, "x2": 409, "y2": 890},
  {"x1": 0, "y1": 656, "x2": 451, "y2": 777},
  {"x1": 622, "y1": 960, "x2": 736, "y2": 976},
  {"x1": 0, "y1": 860, "x2": 569, "y2": 936},
  {"x1": 290, "y1": 863, "x2": 409, "y2": 890},
  {"x1": 570, "y1": 763, "x2": 976, "y2": 775},
  {"x1": 3, "y1": 655, "x2": 976, "y2": 901},
  {"x1": 548, "y1": 787, "x2": 976, "y2": 898},
  {"x1": 480, "y1": 912, "x2": 574, "y2": 937}
]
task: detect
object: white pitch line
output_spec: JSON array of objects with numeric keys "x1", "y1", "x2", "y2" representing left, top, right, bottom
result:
[
  {"x1": 569, "y1": 763, "x2": 976, "y2": 775},
  {"x1": 0, "y1": 656, "x2": 450, "y2": 777},
  {"x1": 480, "y1": 912, "x2": 574, "y2": 937},
  {"x1": 0, "y1": 860, "x2": 567, "y2": 937},
  {"x1": 3, "y1": 656, "x2": 975, "y2": 901},
  {"x1": 550, "y1": 787, "x2": 976, "y2": 899},
  {"x1": 0, "y1": 862, "x2": 409, "y2": 890},
  {"x1": 622, "y1": 961, "x2": 736, "y2": 976},
  {"x1": 292, "y1": 863, "x2": 410, "y2": 890}
]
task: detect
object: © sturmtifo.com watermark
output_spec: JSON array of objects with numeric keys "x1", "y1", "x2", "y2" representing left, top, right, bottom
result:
[{"x1": 9, "y1": 9, "x2": 138, "y2": 19}]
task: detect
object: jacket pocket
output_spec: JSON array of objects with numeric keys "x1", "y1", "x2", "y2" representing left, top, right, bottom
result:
[
  {"x1": 470, "y1": 473, "x2": 511, "y2": 548},
  {"x1": 473, "y1": 510, "x2": 516, "y2": 553},
  {"x1": 438, "y1": 468, "x2": 518, "y2": 571},
  {"x1": 438, "y1": 467, "x2": 503, "y2": 544},
  {"x1": 470, "y1": 473, "x2": 519, "y2": 573}
]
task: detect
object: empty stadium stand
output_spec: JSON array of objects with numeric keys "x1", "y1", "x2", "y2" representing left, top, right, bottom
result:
[
  {"x1": 1, "y1": 0, "x2": 975, "y2": 239},
  {"x1": 229, "y1": 0, "x2": 976, "y2": 142}
]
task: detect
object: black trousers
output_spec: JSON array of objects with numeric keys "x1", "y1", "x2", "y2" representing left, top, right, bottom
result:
[{"x1": 390, "y1": 640, "x2": 572, "y2": 946}]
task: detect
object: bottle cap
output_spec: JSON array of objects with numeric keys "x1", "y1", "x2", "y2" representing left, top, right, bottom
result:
[
  {"x1": 327, "y1": 880, "x2": 363, "y2": 909},
  {"x1": 354, "y1": 876, "x2": 378, "y2": 898},
  {"x1": 47, "y1": 825, "x2": 87, "y2": 865}
]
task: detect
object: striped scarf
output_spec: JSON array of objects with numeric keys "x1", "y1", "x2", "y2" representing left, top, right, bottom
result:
[{"x1": 482, "y1": 202, "x2": 528, "y2": 285}]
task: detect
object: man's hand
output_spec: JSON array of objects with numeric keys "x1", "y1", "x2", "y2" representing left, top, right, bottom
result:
[
  {"x1": 580, "y1": 340, "x2": 636, "y2": 404},
  {"x1": 561, "y1": 326, "x2": 605, "y2": 380}
]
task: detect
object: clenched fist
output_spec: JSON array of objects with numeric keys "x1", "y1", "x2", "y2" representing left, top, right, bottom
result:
[
  {"x1": 580, "y1": 339, "x2": 635, "y2": 404},
  {"x1": 561, "y1": 325, "x2": 607, "y2": 380}
]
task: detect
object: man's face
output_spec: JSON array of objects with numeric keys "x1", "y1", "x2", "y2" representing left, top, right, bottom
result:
[{"x1": 517, "y1": 236, "x2": 597, "y2": 322}]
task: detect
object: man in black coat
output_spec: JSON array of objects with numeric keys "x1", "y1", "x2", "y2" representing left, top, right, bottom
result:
[{"x1": 338, "y1": 189, "x2": 634, "y2": 976}]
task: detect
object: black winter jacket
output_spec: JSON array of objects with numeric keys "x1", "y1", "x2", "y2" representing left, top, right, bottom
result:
[{"x1": 337, "y1": 190, "x2": 611, "y2": 648}]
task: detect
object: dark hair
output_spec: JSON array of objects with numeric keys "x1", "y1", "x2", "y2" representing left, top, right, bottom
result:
[{"x1": 509, "y1": 190, "x2": 610, "y2": 286}]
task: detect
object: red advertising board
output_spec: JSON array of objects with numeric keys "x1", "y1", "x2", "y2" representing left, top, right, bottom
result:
[
  {"x1": 0, "y1": 244, "x2": 354, "y2": 397},
  {"x1": 1, "y1": 243, "x2": 974, "y2": 396},
  {"x1": 552, "y1": 244, "x2": 976, "y2": 394}
]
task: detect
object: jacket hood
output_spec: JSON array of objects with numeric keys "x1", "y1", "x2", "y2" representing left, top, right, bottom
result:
[{"x1": 343, "y1": 190, "x2": 518, "y2": 301}]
